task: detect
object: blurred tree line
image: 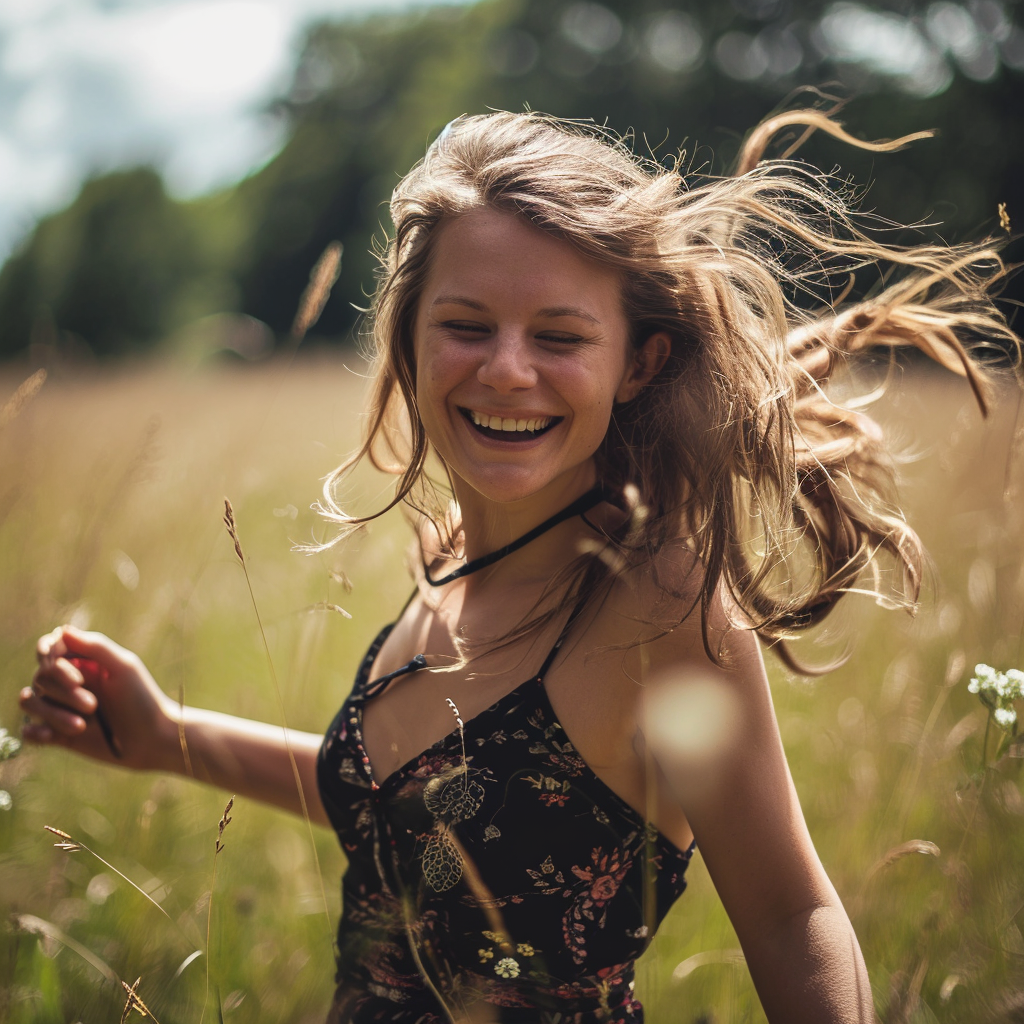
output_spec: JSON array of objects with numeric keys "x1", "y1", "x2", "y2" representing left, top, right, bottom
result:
[{"x1": 0, "y1": 0, "x2": 1021, "y2": 361}]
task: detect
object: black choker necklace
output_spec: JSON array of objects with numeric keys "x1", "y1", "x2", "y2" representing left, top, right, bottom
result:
[{"x1": 423, "y1": 484, "x2": 612, "y2": 587}]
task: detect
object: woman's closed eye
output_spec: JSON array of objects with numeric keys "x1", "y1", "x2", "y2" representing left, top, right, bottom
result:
[
  {"x1": 535, "y1": 332, "x2": 583, "y2": 344},
  {"x1": 439, "y1": 321, "x2": 583, "y2": 345},
  {"x1": 442, "y1": 320, "x2": 491, "y2": 336}
]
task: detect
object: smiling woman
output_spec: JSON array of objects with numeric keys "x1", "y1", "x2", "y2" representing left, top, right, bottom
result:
[
  {"x1": 411, "y1": 209, "x2": 667, "y2": 507},
  {"x1": 21, "y1": 109, "x2": 1020, "y2": 1024}
]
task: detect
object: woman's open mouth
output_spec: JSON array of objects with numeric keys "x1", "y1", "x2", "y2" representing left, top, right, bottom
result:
[{"x1": 460, "y1": 408, "x2": 562, "y2": 442}]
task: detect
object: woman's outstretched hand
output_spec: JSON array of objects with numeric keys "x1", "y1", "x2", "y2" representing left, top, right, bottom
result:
[
  {"x1": 21, "y1": 625, "x2": 178, "y2": 771},
  {"x1": 21, "y1": 624, "x2": 330, "y2": 824}
]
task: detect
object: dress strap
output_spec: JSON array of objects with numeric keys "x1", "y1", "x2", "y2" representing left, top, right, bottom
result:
[
  {"x1": 535, "y1": 597, "x2": 588, "y2": 682},
  {"x1": 354, "y1": 589, "x2": 424, "y2": 701},
  {"x1": 361, "y1": 591, "x2": 586, "y2": 699}
]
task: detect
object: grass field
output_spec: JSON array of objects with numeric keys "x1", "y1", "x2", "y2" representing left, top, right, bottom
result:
[{"x1": 1, "y1": 354, "x2": 1022, "y2": 1023}]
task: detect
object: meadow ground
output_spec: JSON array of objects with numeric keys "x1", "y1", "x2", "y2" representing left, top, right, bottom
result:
[{"x1": 0, "y1": 353, "x2": 1022, "y2": 1023}]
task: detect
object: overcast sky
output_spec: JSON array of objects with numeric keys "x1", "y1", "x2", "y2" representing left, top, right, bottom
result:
[{"x1": 0, "y1": 0, "x2": 471, "y2": 259}]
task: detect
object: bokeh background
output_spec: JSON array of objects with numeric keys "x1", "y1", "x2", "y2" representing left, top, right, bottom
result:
[
  {"x1": 0, "y1": 0, "x2": 1022, "y2": 360},
  {"x1": 1, "y1": 0, "x2": 1023, "y2": 1021}
]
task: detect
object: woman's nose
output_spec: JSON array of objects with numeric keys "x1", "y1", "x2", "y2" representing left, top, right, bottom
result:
[{"x1": 476, "y1": 331, "x2": 538, "y2": 392}]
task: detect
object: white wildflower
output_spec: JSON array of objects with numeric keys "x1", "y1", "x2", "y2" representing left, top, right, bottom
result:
[
  {"x1": 969, "y1": 664, "x2": 1022, "y2": 733},
  {"x1": 0, "y1": 726, "x2": 23, "y2": 810},
  {"x1": 1005, "y1": 669, "x2": 1024, "y2": 699},
  {"x1": 994, "y1": 707, "x2": 1018, "y2": 730},
  {"x1": 494, "y1": 957, "x2": 520, "y2": 979},
  {"x1": 970, "y1": 664, "x2": 1002, "y2": 698},
  {"x1": 0, "y1": 727, "x2": 22, "y2": 761}
]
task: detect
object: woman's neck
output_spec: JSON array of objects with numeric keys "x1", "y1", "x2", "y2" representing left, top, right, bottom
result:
[{"x1": 448, "y1": 466, "x2": 600, "y2": 585}]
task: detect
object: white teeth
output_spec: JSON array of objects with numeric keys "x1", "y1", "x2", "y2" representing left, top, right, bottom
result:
[{"x1": 468, "y1": 410, "x2": 553, "y2": 433}]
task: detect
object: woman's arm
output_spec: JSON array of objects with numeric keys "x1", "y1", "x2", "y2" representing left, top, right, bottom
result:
[
  {"x1": 642, "y1": 613, "x2": 873, "y2": 1023},
  {"x1": 162, "y1": 706, "x2": 329, "y2": 827},
  {"x1": 21, "y1": 625, "x2": 331, "y2": 828}
]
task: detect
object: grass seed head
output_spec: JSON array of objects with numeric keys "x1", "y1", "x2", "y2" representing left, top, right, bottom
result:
[
  {"x1": 216, "y1": 796, "x2": 234, "y2": 854},
  {"x1": 121, "y1": 975, "x2": 159, "y2": 1022},
  {"x1": 309, "y1": 601, "x2": 352, "y2": 619},
  {"x1": 865, "y1": 840, "x2": 941, "y2": 884},
  {"x1": 290, "y1": 241, "x2": 343, "y2": 342},
  {"x1": 223, "y1": 499, "x2": 244, "y2": 564},
  {"x1": 445, "y1": 697, "x2": 464, "y2": 729},
  {"x1": 44, "y1": 827, "x2": 78, "y2": 851},
  {"x1": 0, "y1": 368, "x2": 47, "y2": 430},
  {"x1": 998, "y1": 201, "x2": 1011, "y2": 234},
  {"x1": 577, "y1": 537, "x2": 627, "y2": 574},
  {"x1": 329, "y1": 568, "x2": 353, "y2": 592}
]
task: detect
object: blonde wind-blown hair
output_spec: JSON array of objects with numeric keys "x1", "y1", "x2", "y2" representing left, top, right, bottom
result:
[{"x1": 315, "y1": 109, "x2": 1019, "y2": 663}]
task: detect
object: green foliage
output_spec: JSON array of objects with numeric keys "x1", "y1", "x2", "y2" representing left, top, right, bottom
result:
[
  {"x1": 0, "y1": 170, "x2": 208, "y2": 360},
  {"x1": 0, "y1": 0, "x2": 1021, "y2": 358},
  {"x1": 228, "y1": 1, "x2": 515, "y2": 338},
  {"x1": 236, "y1": 0, "x2": 1024, "y2": 339}
]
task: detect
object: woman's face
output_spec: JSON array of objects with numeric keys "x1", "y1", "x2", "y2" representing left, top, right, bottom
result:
[{"x1": 412, "y1": 208, "x2": 646, "y2": 506}]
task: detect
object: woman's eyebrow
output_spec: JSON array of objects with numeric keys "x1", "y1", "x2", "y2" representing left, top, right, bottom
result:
[
  {"x1": 431, "y1": 295, "x2": 487, "y2": 311},
  {"x1": 430, "y1": 296, "x2": 600, "y2": 324},
  {"x1": 537, "y1": 306, "x2": 600, "y2": 324}
]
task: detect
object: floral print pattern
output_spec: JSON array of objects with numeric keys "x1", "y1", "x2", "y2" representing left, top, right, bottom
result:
[
  {"x1": 494, "y1": 957, "x2": 520, "y2": 979},
  {"x1": 317, "y1": 623, "x2": 694, "y2": 1023},
  {"x1": 564, "y1": 846, "x2": 636, "y2": 966}
]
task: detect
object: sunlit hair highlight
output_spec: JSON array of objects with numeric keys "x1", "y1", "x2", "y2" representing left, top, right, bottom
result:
[{"x1": 314, "y1": 109, "x2": 1019, "y2": 664}]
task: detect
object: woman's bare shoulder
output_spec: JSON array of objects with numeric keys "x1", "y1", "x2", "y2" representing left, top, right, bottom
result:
[
  {"x1": 595, "y1": 538, "x2": 761, "y2": 678},
  {"x1": 600, "y1": 539, "x2": 704, "y2": 638}
]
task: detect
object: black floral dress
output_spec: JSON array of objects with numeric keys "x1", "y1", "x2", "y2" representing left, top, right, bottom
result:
[{"x1": 317, "y1": 619, "x2": 695, "y2": 1023}]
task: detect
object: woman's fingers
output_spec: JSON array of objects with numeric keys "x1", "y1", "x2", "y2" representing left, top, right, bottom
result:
[
  {"x1": 19, "y1": 687, "x2": 113, "y2": 762},
  {"x1": 29, "y1": 661, "x2": 98, "y2": 715},
  {"x1": 26, "y1": 624, "x2": 170, "y2": 767},
  {"x1": 36, "y1": 625, "x2": 135, "y2": 677},
  {"x1": 59, "y1": 625, "x2": 137, "y2": 670},
  {"x1": 36, "y1": 653, "x2": 82, "y2": 690},
  {"x1": 25, "y1": 628, "x2": 111, "y2": 738},
  {"x1": 32, "y1": 625, "x2": 132, "y2": 720},
  {"x1": 35, "y1": 626, "x2": 66, "y2": 667},
  {"x1": 19, "y1": 685, "x2": 89, "y2": 736}
]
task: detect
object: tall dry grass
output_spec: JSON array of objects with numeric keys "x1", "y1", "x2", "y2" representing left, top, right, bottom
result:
[{"x1": 0, "y1": 354, "x2": 1022, "y2": 1023}]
